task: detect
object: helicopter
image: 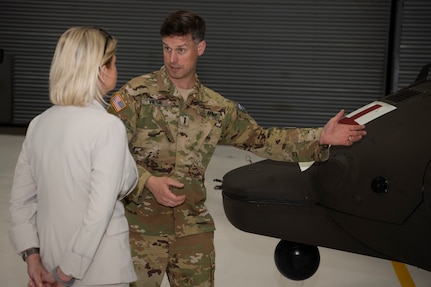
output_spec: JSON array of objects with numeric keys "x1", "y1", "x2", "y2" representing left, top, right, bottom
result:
[{"x1": 221, "y1": 63, "x2": 431, "y2": 280}]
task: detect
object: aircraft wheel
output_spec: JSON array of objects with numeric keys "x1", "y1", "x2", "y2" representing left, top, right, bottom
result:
[{"x1": 274, "y1": 240, "x2": 320, "y2": 281}]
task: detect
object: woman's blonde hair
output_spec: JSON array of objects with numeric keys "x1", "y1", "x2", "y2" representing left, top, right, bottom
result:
[{"x1": 49, "y1": 27, "x2": 117, "y2": 106}]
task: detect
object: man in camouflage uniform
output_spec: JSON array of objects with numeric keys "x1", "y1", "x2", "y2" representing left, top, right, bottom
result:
[{"x1": 108, "y1": 10, "x2": 366, "y2": 287}]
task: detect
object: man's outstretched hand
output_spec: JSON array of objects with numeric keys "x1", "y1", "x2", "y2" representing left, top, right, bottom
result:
[{"x1": 320, "y1": 109, "x2": 367, "y2": 146}]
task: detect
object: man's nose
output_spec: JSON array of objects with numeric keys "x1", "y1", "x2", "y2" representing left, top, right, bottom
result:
[{"x1": 169, "y1": 52, "x2": 178, "y2": 63}]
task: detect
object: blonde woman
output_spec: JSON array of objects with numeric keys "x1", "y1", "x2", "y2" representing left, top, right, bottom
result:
[{"x1": 9, "y1": 27, "x2": 138, "y2": 287}]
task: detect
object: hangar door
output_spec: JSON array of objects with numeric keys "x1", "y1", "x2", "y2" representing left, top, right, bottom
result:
[{"x1": 0, "y1": 0, "x2": 410, "y2": 127}]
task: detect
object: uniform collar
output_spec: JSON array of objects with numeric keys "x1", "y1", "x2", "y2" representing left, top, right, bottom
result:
[{"x1": 157, "y1": 66, "x2": 204, "y2": 102}]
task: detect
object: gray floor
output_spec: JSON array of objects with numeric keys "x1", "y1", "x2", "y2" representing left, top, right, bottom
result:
[{"x1": 1, "y1": 133, "x2": 431, "y2": 286}]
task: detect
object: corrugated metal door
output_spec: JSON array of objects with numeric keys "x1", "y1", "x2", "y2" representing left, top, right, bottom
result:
[
  {"x1": 397, "y1": 0, "x2": 431, "y2": 88},
  {"x1": 0, "y1": 0, "x2": 404, "y2": 127}
]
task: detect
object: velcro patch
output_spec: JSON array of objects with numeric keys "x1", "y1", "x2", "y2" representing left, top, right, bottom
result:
[{"x1": 110, "y1": 92, "x2": 127, "y2": 112}]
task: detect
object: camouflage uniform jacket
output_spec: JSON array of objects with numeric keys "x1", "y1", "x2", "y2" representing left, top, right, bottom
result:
[{"x1": 108, "y1": 66, "x2": 329, "y2": 237}]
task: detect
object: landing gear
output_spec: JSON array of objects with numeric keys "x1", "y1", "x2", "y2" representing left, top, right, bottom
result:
[{"x1": 274, "y1": 240, "x2": 320, "y2": 281}]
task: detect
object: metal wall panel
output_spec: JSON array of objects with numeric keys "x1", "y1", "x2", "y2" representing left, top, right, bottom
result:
[
  {"x1": 397, "y1": 0, "x2": 431, "y2": 88},
  {"x1": 0, "y1": 0, "x2": 394, "y2": 127},
  {"x1": 0, "y1": 50, "x2": 12, "y2": 123}
]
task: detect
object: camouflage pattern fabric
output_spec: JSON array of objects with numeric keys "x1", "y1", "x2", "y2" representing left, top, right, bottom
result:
[
  {"x1": 108, "y1": 65, "x2": 329, "y2": 238},
  {"x1": 108, "y1": 65, "x2": 329, "y2": 286},
  {"x1": 128, "y1": 227, "x2": 215, "y2": 287}
]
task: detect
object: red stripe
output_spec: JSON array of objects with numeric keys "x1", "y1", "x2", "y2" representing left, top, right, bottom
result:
[
  {"x1": 339, "y1": 104, "x2": 381, "y2": 125},
  {"x1": 351, "y1": 104, "x2": 381, "y2": 120}
]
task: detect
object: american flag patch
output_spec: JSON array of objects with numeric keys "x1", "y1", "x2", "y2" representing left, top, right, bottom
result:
[{"x1": 110, "y1": 92, "x2": 126, "y2": 112}]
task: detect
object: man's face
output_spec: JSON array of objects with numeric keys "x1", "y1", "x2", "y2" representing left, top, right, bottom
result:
[{"x1": 162, "y1": 34, "x2": 205, "y2": 88}]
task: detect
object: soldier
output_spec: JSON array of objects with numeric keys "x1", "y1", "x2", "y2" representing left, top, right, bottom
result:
[{"x1": 108, "y1": 10, "x2": 366, "y2": 287}]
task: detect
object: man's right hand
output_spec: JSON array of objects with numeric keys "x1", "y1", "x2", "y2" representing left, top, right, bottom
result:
[{"x1": 145, "y1": 176, "x2": 186, "y2": 207}]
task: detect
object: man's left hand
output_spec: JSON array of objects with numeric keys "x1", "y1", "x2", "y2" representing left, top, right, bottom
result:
[{"x1": 320, "y1": 109, "x2": 367, "y2": 146}]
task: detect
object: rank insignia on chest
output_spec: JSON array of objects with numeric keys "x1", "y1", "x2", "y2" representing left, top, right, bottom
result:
[
  {"x1": 110, "y1": 92, "x2": 127, "y2": 112},
  {"x1": 179, "y1": 115, "x2": 189, "y2": 127}
]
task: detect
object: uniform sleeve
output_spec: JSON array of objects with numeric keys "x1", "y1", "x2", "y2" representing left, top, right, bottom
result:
[
  {"x1": 107, "y1": 87, "x2": 152, "y2": 202},
  {"x1": 220, "y1": 100, "x2": 329, "y2": 162},
  {"x1": 59, "y1": 119, "x2": 137, "y2": 279},
  {"x1": 117, "y1": 129, "x2": 139, "y2": 200},
  {"x1": 8, "y1": 119, "x2": 40, "y2": 254}
]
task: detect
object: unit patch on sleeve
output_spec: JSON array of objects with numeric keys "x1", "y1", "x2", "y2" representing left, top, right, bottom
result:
[{"x1": 110, "y1": 92, "x2": 127, "y2": 112}]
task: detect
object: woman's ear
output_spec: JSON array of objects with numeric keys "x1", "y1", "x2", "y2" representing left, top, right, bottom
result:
[{"x1": 99, "y1": 64, "x2": 107, "y2": 81}]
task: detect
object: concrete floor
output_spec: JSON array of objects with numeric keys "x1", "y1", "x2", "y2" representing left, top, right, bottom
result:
[{"x1": 1, "y1": 132, "x2": 431, "y2": 286}]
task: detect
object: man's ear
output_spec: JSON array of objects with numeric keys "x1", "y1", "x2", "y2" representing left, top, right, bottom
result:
[{"x1": 197, "y1": 40, "x2": 206, "y2": 56}]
